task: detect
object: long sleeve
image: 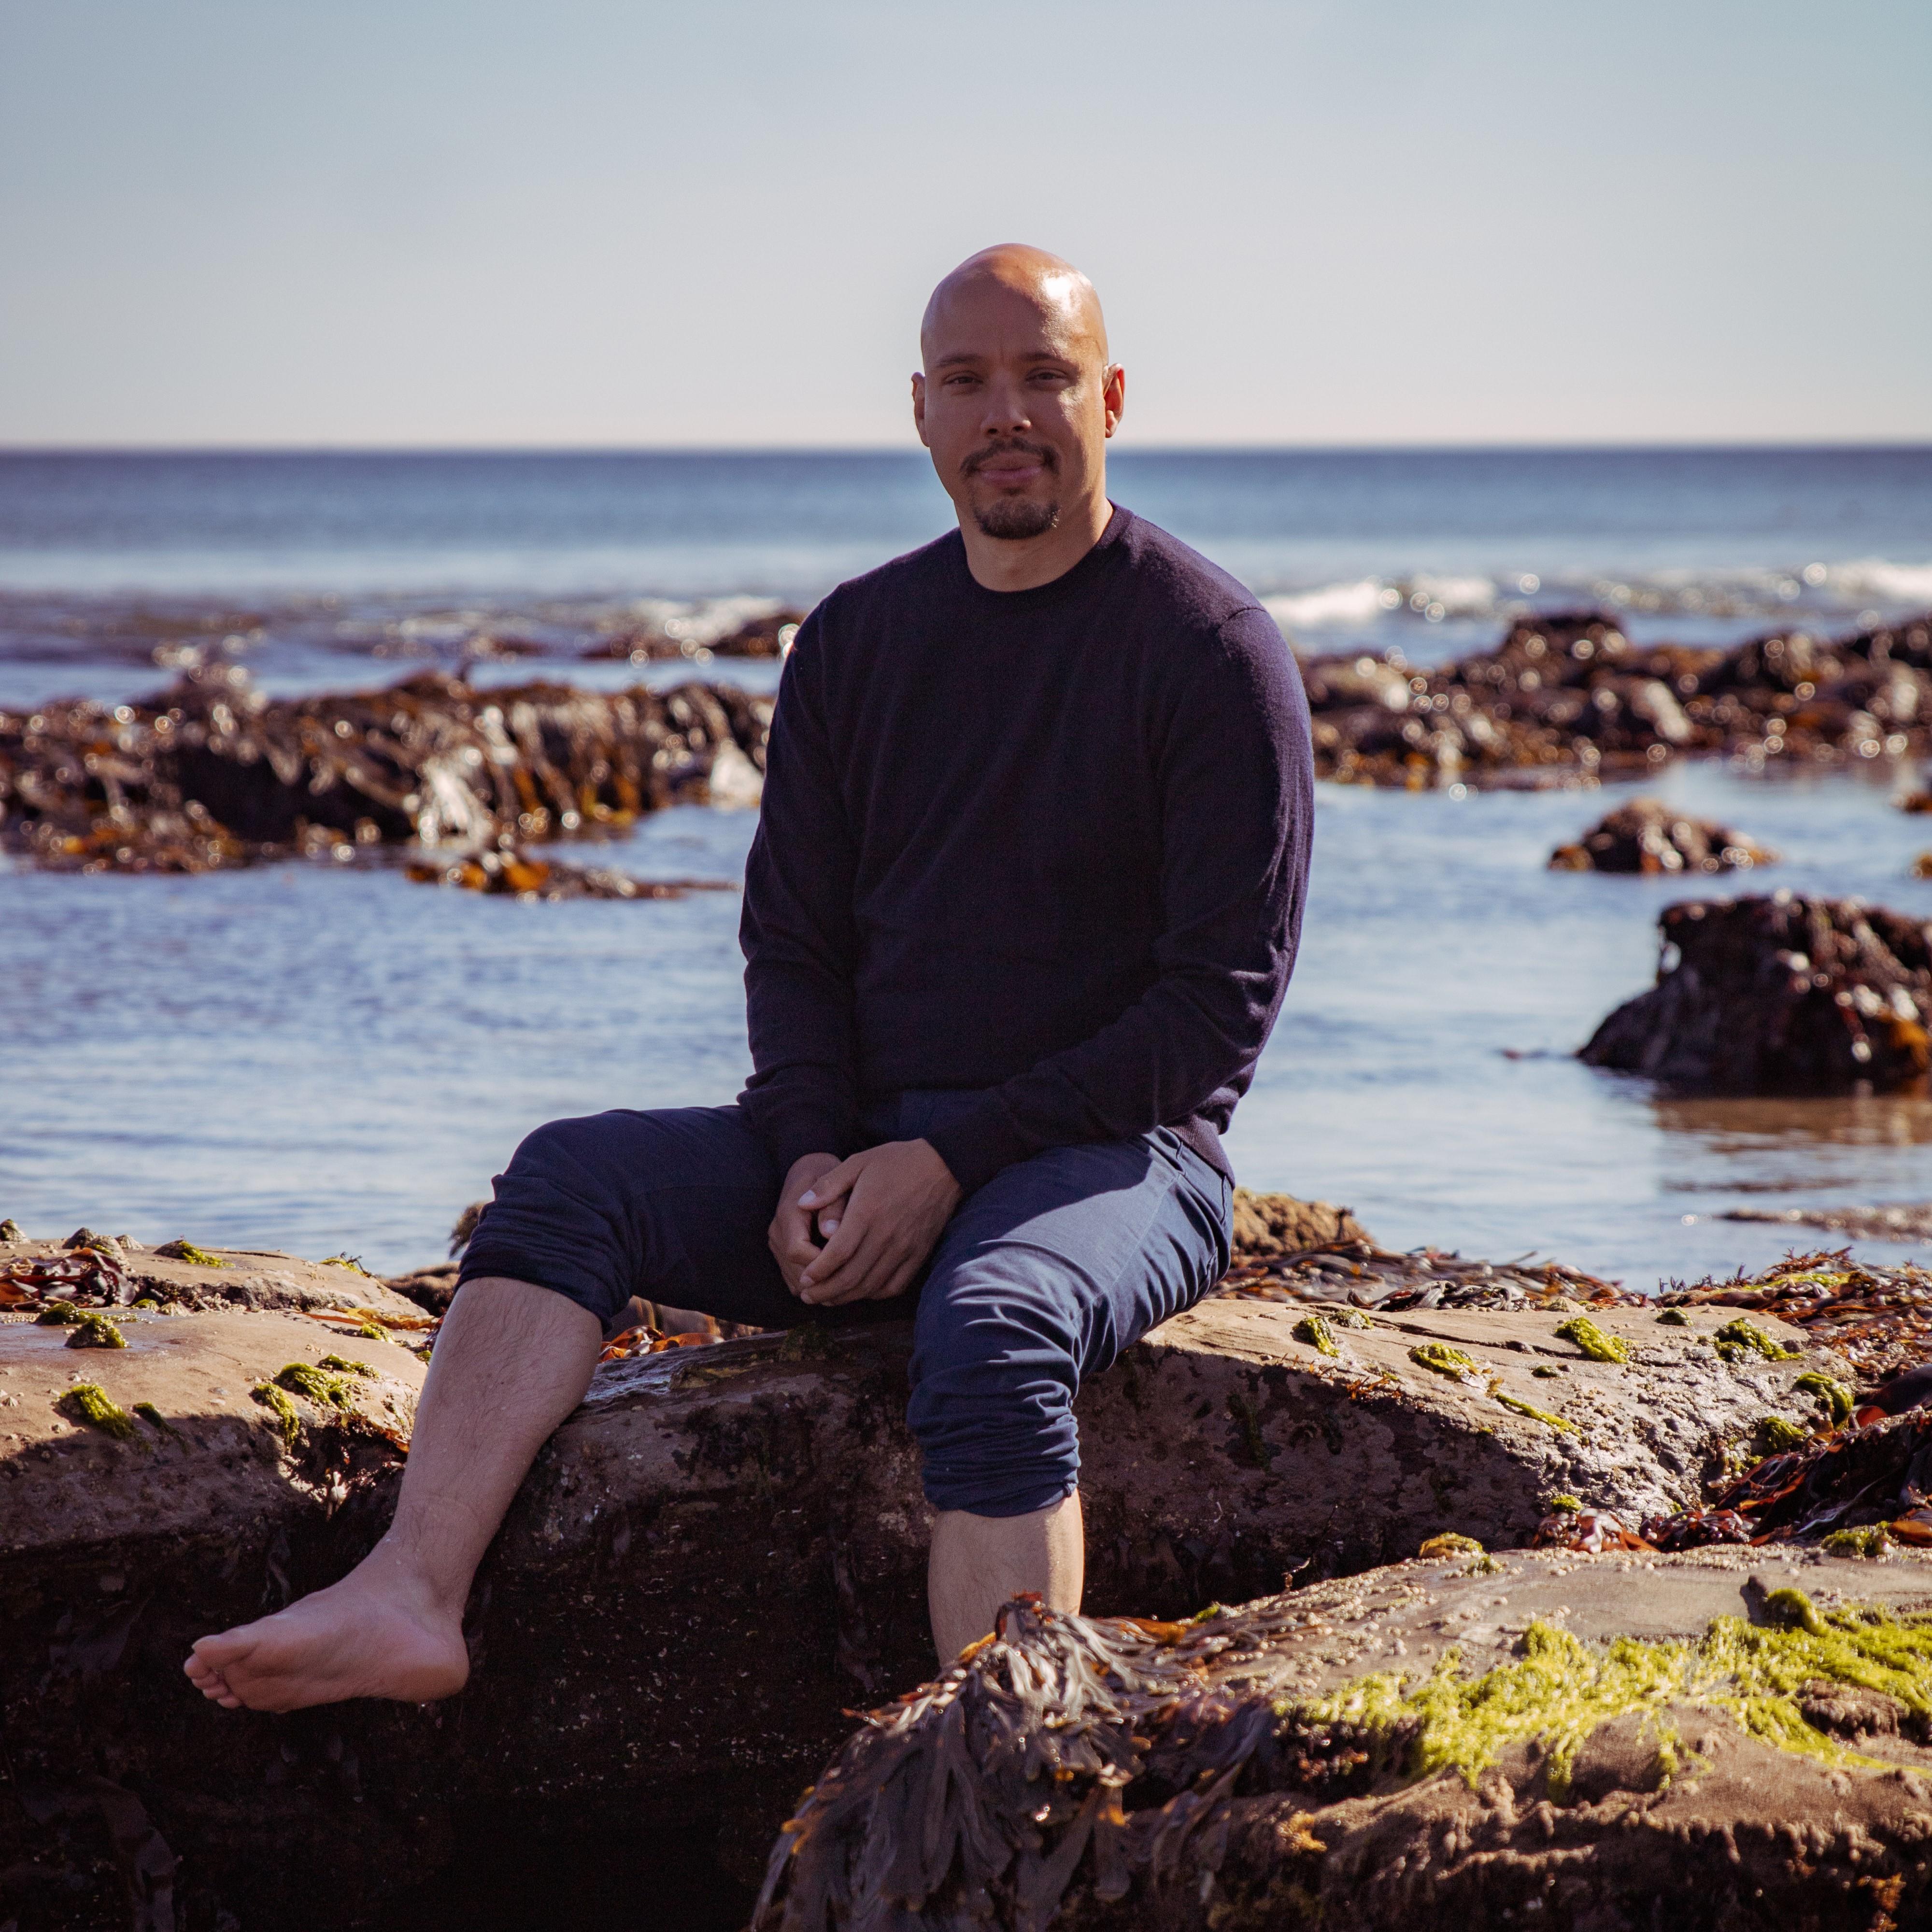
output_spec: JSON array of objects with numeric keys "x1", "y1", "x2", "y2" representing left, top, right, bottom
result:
[
  {"x1": 923, "y1": 609, "x2": 1313, "y2": 1193},
  {"x1": 737, "y1": 614, "x2": 862, "y2": 1177}
]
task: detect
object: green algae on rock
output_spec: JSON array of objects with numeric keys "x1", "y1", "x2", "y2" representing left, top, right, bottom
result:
[
  {"x1": 1795, "y1": 1369, "x2": 1854, "y2": 1423},
  {"x1": 63, "y1": 1309, "x2": 126, "y2": 1350},
  {"x1": 155, "y1": 1238, "x2": 229, "y2": 1267},
  {"x1": 58, "y1": 1382, "x2": 138, "y2": 1440},
  {"x1": 1714, "y1": 1315, "x2": 1801, "y2": 1363},
  {"x1": 1492, "y1": 1389, "x2": 1574, "y2": 1432},
  {"x1": 1292, "y1": 1314, "x2": 1340, "y2": 1357},
  {"x1": 251, "y1": 1378, "x2": 300, "y2": 1446},
  {"x1": 274, "y1": 1360, "x2": 358, "y2": 1408},
  {"x1": 1555, "y1": 1314, "x2": 1632, "y2": 1364},
  {"x1": 1408, "y1": 1342, "x2": 1477, "y2": 1380}
]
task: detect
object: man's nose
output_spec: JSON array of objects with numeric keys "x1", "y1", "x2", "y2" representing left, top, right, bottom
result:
[{"x1": 979, "y1": 379, "x2": 1033, "y2": 436}]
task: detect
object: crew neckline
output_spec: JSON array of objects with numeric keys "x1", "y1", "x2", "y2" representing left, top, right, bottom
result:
[{"x1": 947, "y1": 503, "x2": 1132, "y2": 611}]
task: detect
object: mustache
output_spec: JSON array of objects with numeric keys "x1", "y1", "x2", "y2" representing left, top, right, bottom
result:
[{"x1": 961, "y1": 439, "x2": 1058, "y2": 479}]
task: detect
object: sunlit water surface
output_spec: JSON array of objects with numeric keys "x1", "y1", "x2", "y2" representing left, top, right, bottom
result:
[{"x1": 3, "y1": 451, "x2": 1929, "y2": 1283}]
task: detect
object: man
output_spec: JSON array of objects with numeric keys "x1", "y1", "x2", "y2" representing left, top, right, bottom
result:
[{"x1": 185, "y1": 243, "x2": 1313, "y2": 1711}]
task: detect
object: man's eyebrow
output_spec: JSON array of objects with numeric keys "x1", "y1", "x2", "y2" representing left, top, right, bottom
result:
[{"x1": 929, "y1": 348, "x2": 1079, "y2": 371}]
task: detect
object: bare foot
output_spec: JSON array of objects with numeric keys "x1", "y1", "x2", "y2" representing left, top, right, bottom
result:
[{"x1": 185, "y1": 1567, "x2": 469, "y2": 1713}]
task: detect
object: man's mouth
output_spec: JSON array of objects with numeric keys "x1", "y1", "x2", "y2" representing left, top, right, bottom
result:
[{"x1": 963, "y1": 442, "x2": 1056, "y2": 488}]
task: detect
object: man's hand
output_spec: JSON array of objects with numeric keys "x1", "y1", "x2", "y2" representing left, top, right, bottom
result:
[
  {"x1": 793, "y1": 1139, "x2": 963, "y2": 1307},
  {"x1": 768, "y1": 1152, "x2": 841, "y2": 1297}
]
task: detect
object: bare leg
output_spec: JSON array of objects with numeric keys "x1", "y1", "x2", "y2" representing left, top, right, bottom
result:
[
  {"x1": 927, "y1": 1491, "x2": 1084, "y2": 1662},
  {"x1": 184, "y1": 1278, "x2": 600, "y2": 1713}
]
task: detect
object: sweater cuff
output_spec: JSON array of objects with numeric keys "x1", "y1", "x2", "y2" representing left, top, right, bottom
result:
[{"x1": 923, "y1": 1095, "x2": 1035, "y2": 1196}]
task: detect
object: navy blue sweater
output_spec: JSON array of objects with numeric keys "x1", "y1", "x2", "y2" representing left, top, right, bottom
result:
[{"x1": 737, "y1": 506, "x2": 1314, "y2": 1195}]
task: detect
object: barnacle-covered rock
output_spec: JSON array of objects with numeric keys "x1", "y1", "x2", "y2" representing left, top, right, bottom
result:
[{"x1": 1580, "y1": 893, "x2": 1932, "y2": 1093}]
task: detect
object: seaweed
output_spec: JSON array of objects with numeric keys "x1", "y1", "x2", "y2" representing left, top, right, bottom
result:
[
  {"x1": 1713, "y1": 1315, "x2": 1801, "y2": 1364},
  {"x1": 1417, "y1": 1534, "x2": 1485, "y2": 1560},
  {"x1": 1757, "y1": 1416, "x2": 1811, "y2": 1453},
  {"x1": 35, "y1": 1303, "x2": 84, "y2": 1325},
  {"x1": 755, "y1": 1587, "x2": 1932, "y2": 1931},
  {"x1": 59, "y1": 1383, "x2": 137, "y2": 1441},
  {"x1": 1291, "y1": 1314, "x2": 1339, "y2": 1358},
  {"x1": 1494, "y1": 1390, "x2": 1576, "y2": 1432},
  {"x1": 1409, "y1": 1342, "x2": 1477, "y2": 1381},
  {"x1": 1657, "y1": 1307, "x2": 1692, "y2": 1326},
  {"x1": 132, "y1": 1400, "x2": 186, "y2": 1444},
  {"x1": 251, "y1": 1381, "x2": 300, "y2": 1447},
  {"x1": 1555, "y1": 1315, "x2": 1631, "y2": 1364},
  {"x1": 156, "y1": 1239, "x2": 229, "y2": 1268},
  {"x1": 64, "y1": 1311, "x2": 126, "y2": 1350},
  {"x1": 1796, "y1": 1370, "x2": 1855, "y2": 1425},
  {"x1": 274, "y1": 1361, "x2": 355, "y2": 1408},
  {"x1": 1225, "y1": 1390, "x2": 1274, "y2": 1469}
]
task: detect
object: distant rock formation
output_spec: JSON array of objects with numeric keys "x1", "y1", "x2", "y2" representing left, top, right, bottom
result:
[
  {"x1": 1549, "y1": 797, "x2": 1776, "y2": 874},
  {"x1": 1580, "y1": 894, "x2": 1932, "y2": 1092}
]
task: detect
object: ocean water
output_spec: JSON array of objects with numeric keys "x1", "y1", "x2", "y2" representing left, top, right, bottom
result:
[{"x1": 2, "y1": 449, "x2": 1930, "y2": 1287}]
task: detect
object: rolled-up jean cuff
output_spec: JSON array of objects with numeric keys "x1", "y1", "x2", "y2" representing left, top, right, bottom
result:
[
  {"x1": 456, "y1": 1245, "x2": 624, "y2": 1328},
  {"x1": 921, "y1": 1466, "x2": 1080, "y2": 1518}
]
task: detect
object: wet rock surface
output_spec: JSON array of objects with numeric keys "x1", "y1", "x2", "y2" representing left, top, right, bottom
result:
[
  {"x1": 1548, "y1": 797, "x2": 1776, "y2": 874},
  {"x1": 0, "y1": 666, "x2": 770, "y2": 874},
  {"x1": 1306, "y1": 607, "x2": 1932, "y2": 790},
  {"x1": 1580, "y1": 893, "x2": 1932, "y2": 1093},
  {"x1": 758, "y1": 1554, "x2": 1932, "y2": 1932}
]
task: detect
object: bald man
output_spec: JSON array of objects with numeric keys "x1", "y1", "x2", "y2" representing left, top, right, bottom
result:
[{"x1": 185, "y1": 245, "x2": 1314, "y2": 1709}]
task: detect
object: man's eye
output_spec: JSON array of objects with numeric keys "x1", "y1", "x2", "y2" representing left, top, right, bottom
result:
[{"x1": 945, "y1": 372, "x2": 979, "y2": 387}]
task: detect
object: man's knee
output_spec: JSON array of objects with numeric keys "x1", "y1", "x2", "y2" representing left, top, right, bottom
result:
[{"x1": 458, "y1": 1111, "x2": 645, "y2": 1330}]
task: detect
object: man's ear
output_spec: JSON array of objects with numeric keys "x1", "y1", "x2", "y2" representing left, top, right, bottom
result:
[
  {"x1": 1102, "y1": 363, "x2": 1125, "y2": 439},
  {"x1": 910, "y1": 371, "x2": 930, "y2": 447}
]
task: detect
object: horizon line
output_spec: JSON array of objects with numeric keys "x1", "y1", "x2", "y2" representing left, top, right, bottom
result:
[{"x1": 3, "y1": 438, "x2": 1931, "y2": 459}]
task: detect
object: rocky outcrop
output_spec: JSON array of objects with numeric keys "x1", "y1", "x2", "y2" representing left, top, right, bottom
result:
[
  {"x1": 1580, "y1": 894, "x2": 1932, "y2": 1092},
  {"x1": 1306, "y1": 608, "x2": 1932, "y2": 789},
  {"x1": 1548, "y1": 797, "x2": 1776, "y2": 874},
  {"x1": 0, "y1": 666, "x2": 770, "y2": 874},
  {"x1": 756, "y1": 1554, "x2": 1932, "y2": 1932},
  {"x1": 0, "y1": 1232, "x2": 1850, "y2": 1930}
]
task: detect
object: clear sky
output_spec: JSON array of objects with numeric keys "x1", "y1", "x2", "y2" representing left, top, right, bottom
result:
[{"x1": 2, "y1": 0, "x2": 1926, "y2": 448}]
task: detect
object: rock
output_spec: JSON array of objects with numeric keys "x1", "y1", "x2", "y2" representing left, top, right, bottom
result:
[
  {"x1": 1548, "y1": 797, "x2": 1776, "y2": 874},
  {"x1": 756, "y1": 1552, "x2": 1932, "y2": 1931},
  {"x1": 1580, "y1": 893, "x2": 1932, "y2": 1092},
  {"x1": 1228, "y1": 1188, "x2": 1371, "y2": 1255},
  {"x1": 0, "y1": 1272, "x2": 1842, "y2": 1926},
  {"x1": 1722, "y1": 1202, "x2": 1932, "y2": 1244},
  {"x1": 402, "y1": 842, "x2": 738, "y2": 900},
  {"x1": 0, "y1": 666, "x2": 772, "y2": 875},
  {"x1": 1304, "y1": 608, "x2": 1932, "y2": 790}
]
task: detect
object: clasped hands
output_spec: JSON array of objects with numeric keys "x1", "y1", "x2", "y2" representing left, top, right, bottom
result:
[{"x1": 768, "y1": 1139, "x2": 963, "y2": 1307}]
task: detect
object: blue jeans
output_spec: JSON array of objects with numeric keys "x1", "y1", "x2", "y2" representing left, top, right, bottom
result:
[{"x1": 459, "y1": 1091, "x2": 1233, "y2": 1517}]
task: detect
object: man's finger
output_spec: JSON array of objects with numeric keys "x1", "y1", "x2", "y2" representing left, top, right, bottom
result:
[{"x1": 797, "y1": 1154, "x2": 863, "y2": 1212}]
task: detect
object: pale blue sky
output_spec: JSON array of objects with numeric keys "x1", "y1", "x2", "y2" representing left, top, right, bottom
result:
[{"x1": 1, "y1": 0, "x2": 1926, "y2": 446}]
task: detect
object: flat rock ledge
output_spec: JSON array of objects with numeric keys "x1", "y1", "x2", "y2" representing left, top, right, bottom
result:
[
  {"x1": 0, "y1": 1256, "x2": 1854, "y2": 1931},
  {"x1": 760, "y1": 1551, "x2": 1932, "y2": 1932}
]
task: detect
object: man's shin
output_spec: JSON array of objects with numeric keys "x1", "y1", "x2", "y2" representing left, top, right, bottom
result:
[{"x1": 926, "y1": 1490, "x2": 1084, "y2": 1663}]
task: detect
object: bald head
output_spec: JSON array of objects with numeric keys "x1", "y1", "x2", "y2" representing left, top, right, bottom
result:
[
  {"x1": 911, "y1": 245, "x2": 1124, "y2": 584},
  {"x1": 920, "y1": 245, "x2": 1108, "y2": 366}
]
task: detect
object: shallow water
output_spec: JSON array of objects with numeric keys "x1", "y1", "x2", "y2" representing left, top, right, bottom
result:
[{"x1": 2, "y1": 450, "x2": 1929, "y2": 1285}]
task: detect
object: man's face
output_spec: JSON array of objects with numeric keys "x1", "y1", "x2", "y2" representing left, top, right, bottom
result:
[{"x1": 913, "y1": 273, "x2": 1120, "y2": 543}]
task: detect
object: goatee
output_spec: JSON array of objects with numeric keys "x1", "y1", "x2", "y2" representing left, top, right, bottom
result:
[{"x1": 973, "y1": 498, "x2": 1060, "y2": 541}]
